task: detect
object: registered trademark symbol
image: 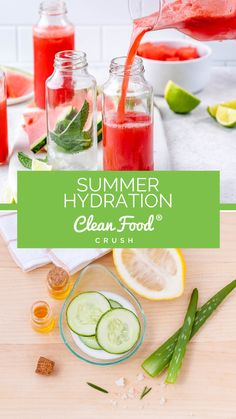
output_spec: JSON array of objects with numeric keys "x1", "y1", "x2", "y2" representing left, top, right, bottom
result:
[{"x1": 156, "y1": 214, "x2": 163, "y2": 222}]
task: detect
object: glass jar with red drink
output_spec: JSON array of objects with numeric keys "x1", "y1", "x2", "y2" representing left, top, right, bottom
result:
[
  {"x1": 102, "y1": 56, "x2": 153, "y2": 171},
  {"x1": 46, "y1": 50, "x2": 97, "y2": 170},
  {"x1": 0, "y1": 70, "x2": 8, "y2": 165},
  {"x1": 33, "y1": 0, "x2": 75, "y2": 109}
]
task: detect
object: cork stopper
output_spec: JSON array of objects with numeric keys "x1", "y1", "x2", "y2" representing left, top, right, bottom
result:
[
  {"x1": 35, "y1": 357, "x2": 55, "y2": 375},
  {"x1": 47, "y1": 266, "x2": 69, "y2": 290}
]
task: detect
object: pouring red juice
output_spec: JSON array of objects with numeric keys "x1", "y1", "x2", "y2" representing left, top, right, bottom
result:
[{"x1": 118, "y1": 0, "x2": 236, "y2": 119}]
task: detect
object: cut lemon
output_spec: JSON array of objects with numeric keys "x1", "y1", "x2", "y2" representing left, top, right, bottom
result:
[
  {"x1": 216, "y1": 105, "x2": 236, "y2": 128},
  {"x1": 207, "y1": 100, "x2": 236, "y2": 119},
  {"x1": 164, "y1": 81, "x2": 201, "y2": 114},
  {"x1": 113, "y1": 248, "x2": 186, "y2": 301}
]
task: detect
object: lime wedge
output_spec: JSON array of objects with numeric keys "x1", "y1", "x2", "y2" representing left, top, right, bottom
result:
[
  {"x1": 5, "y1": 185, "x2": 15, "y2": 204},
  {"x1": 216, "y1": 105, "x2": 236, "y2": 128},
  {"x1": 164, "y1": 81, "x2": 201, "y2": 114},
  {"x1": 207, "y1": 100, "x2": 236, "y2": 119},
  {"x1": 32, "y1": 159, "x2": 52, "y2": 171}
]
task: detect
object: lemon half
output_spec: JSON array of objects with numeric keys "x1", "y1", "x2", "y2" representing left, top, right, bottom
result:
[{"x1": 113, "y1": 248, "x2": 186, "y2": 301}]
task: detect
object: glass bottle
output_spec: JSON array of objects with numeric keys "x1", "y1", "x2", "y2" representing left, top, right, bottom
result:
[
  {"x1": 0, "y1": 71, "x2": 8, "y2": 165},
  {"x1": 102, "y1": 56, "x2": 153, "y2": 171},
  {"x1": 33, "y1": 0, "x2": 75, "y2": 109},
  {"x1": 31, "y1": 301, "x2": 55, "y2": 333},
  {"x1": 46, "y1": 50, "x2": 97, "y2": 170},
  {"x1": 47, "y1": 266, "x2": 72, "y2": 300}
]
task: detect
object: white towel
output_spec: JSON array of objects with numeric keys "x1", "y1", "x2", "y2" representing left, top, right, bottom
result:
[
  {"x1": 48, "y1": 248, "x2": 111, "y2": 275},
  {"x1": 0, "y1": 212, "x2": 17, "y2": 243},
  {"x1": 0, "y1": 210, "x2": 110, "y2": 272},
  {"x1": 8, "y1": 240, "x2": 51, "y2": 272}
]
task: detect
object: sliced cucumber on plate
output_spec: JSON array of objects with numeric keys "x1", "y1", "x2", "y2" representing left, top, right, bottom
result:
[
  {"x1": 109, "y1": 299, "x2": 122, "y2": 309},
  {"x1": 66, "y1": 291, "x2": 140, "y2": 355},
  {"x1": 96, "y1": 308, "x2": 141, "y2": 354},
  {"x1": 79, "y1": 335, "x2": 102, "y2": 350},
  {"x1": 66, "y1": 291, "x2": 111, "y2": 336}
]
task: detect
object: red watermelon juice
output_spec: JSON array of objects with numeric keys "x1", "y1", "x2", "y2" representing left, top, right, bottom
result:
[
  {"x1": 103, "y1": 112, "x2": 153, "y2": 171},
  {"x1": 33, "y1": 25, "x2": 74, "y2": 109},
  {"x1": 0, "y1": 98, "x2": 8, "y2": 165}
]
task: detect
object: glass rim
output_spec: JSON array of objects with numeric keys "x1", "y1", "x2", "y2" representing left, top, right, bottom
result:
[
  {"x1": 31, "y1": 300, "x2": 52, "y2": 324},
  {"x1": 54, "y1": 50, "x2": 88, "y2": 70},
  {"x1": 39, "y1": 0, "x2": 67, "y2": 15},
  {"x1": 110, "y1": 56, "x2": 144, "y2": 76}
]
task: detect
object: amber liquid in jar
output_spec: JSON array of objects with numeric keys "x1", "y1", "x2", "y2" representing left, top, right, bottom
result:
[
  {"x1": 47, "y1": 266, "x2": 71, "y2": 300},
  {"x1": 31, "y1": 301, "x2": 55, "y2": 333}
]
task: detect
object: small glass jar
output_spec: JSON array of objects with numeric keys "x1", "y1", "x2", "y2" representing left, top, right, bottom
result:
[
  {"x1": 0, "y1": 71, "x2": 8, "y2": 165},
  {"x1": 31, "y1": 301, "x2": 55, "y2": 333},
  {"x1": 46, "y1": 50, "x2": 97, "y2": 170},
  {"x1": 102, "y1": 56, "x2": 153, "y2": 171},
  {"x1": 33, "y1": 0, "x2": 75, "y2": 109},
  {"x1": 47, "y1": 266, "x2": 71, "y2": 300}
]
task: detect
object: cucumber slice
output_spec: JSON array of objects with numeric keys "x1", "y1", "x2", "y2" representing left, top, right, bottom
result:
[
  {"x1": 109, "y1": 299, "x2": 122, "y2": 309},
  {"x1": 96, "y1": 308, "x2": 141, "y2": 354},
  {"x1": 80, "y1": 335, "x2": 102, "y2": 350},
  {"x1": 67, "y1": 292, "x2": 111, "y2": 336}
]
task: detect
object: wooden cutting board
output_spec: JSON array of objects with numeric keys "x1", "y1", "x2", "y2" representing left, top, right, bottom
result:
[{"x1": 0, "y1": 212, "x2": 235, "y2": 419}]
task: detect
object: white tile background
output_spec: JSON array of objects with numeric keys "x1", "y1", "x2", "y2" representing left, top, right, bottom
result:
[{"x1": 0, "y1": 0, "x2": 235, "y2": 68}]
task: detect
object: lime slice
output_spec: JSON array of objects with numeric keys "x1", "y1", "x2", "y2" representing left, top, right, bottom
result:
[
  {"x1": 5, "y1": 185, "x2": 16, "y2": 204},
  {"x1": 164, "y1": 81, "x2": 201, "y2": 114},
  {"x1": 207, "y1": 100, "x2": 236, "y2": 119},
  {"x1": 216, "y1": 105, "x2": 236, "y2": 128},
  {"x1": 32, "y1": 159, "x2": 52, "y2": 171}
]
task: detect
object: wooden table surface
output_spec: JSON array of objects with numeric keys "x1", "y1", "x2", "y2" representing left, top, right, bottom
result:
[{"x1": 0, "y1": 212, "x2": 236, "y2": 419}]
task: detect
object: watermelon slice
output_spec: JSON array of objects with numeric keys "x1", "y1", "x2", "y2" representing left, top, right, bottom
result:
[
  {"x1": 3, "y1": 67, "x2": 33, "y2": 99},
  {"x1": 23, "y1": 108, "x2": 68, "y2": 153},
  {"x1": 23, "y1": 109, "x2": 47, "y2": 153}
]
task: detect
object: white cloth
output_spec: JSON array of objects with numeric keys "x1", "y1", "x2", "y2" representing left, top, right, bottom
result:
[{"x1": 0, "y1": 211, "x2": 110, "y2": 273}]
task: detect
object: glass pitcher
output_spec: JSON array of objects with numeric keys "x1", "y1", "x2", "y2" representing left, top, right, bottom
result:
[{"x1": 129, "y1": 0, "x2": 236, "y2": 41}]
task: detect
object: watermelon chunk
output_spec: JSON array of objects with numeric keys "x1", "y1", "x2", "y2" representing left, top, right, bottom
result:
[
  {"x1": 137, "y1": 42, "x2": 200, "y2": 62},
  {"x1": 4, "y1": 67, "x2": 33, "y2": 99},
  {"x1": 176, "y1": 46, "x2": 199, "y2": 61}
]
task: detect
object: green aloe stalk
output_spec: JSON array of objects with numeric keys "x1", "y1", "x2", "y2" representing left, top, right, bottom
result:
[
  {"x1": 142, "y1": 280, "x2": 236, "y2": 378},
  {"x1": 166, "y1": 288, "x2": 198, "y2": 384}
]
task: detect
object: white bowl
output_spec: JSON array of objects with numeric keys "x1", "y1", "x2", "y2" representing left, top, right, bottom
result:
[{"x1": 139, "y1": 39, "x2": 212, "y2": 96}]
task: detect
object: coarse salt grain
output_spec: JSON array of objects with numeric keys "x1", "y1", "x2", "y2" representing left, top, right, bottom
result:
[
  {"x1": 115, "y1": 377, "x2": 126, "y2": 387},
  {"x1": 137, "y1": 373, "x2": 145, "y2": 381},
  {"x1": 159, "y1": 397, "x2": 166, "y2": 405},
  {"x1": 128, "y1": 387, "x2": 135, "y2": 398}
]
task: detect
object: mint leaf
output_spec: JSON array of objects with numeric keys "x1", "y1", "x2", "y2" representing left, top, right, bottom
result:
[
  {"x1": 18, "y1": 152, "x2": 48, "y2": 170},
  {"x1": 51, "y1": 100, "x2": 91, "y2": 153},
  {"x1": 18, "y1": 152, "x2": 32, "y2": 169}
]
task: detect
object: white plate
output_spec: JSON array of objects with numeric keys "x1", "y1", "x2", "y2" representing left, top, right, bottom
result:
[{"x1": 7, "y1": 91, "x2": 34, "y2": 106}]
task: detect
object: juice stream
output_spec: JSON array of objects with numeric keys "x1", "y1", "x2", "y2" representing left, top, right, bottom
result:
[{"x1": 118, "y1": 0, "x2": 236, "y2": 119}]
